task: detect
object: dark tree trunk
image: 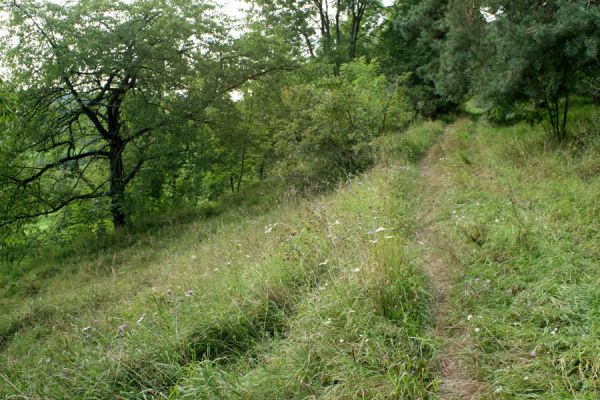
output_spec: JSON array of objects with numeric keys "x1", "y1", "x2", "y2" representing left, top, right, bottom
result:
[
  {"x1": 543, "y1": 89, "x2": 570, "y2": 141},
  {"x1": 348, "y1": 2, "x2": 366, "y2": 60},
  {"x1": 237, "y1": 144, "x2": 247, "y2": 193},
  {"x1": 302, "y1": 31, "x2": 316, "y2": 58},
  {"x1": 259, "y1": 161, "x2": 265, "y2": 181},
  {"x1": 105, "y1": 80, "x2": 131, "y2": 228},
  {"x1": 334, "y1": 0, "x2": 341, "y2": 76},
  {"x1": 316, "y1": 0, "x2": 332, "y2": 60},
  {"x1": 109, "y1": 138, "x2": 127, "y2": 228},
  {"x1": 562, "y1": 92, "x2": 569, "y2": 141},
  {"x1": 230, "y1": 174, "x2": 235, "y2": 193}
]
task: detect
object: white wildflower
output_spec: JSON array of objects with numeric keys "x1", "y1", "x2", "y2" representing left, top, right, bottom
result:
[
  {"x1": 367, "y1": 227, "x2": 386, "y2": 235},
  {"x1": 529, "y1": 350, "x2": 537, "y2": 358}
]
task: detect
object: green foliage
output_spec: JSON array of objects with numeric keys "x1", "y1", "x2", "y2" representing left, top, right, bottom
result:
[
  {"x1": 380, "y1": 0, "x2": 457, "y2": 117},
  {"x1": 378, "y1": 120, "x2": 446, "y2": 164},
  {"x1": 0, "y1": 120, "x2": 438, "y2": 398},
  {"x1": 248, "y1": 0, "x2": 384, "y2": 69},
  {"x1": 277, "y1": 59, "x2": 412, "y2": 185},
  {"x1": 480, "y1": 0, "x2": 600, "y2": 140},
  {"x1": 0, "y1": 0, "x2": 293, "y2": 235},
  {"x1": 424, "y1": 111, "x2": 600, "y2": 397},
  {"x1": 0, "y1": 83, "x2": 31, "y2": 264},
  {"x1": 0, "y1": 0, "x2": 224, "y2": 228},
  {"x1": 436, "y1": 0, "x2": 488, "y2": 105}
]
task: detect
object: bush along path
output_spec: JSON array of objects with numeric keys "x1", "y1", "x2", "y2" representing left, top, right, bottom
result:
[{"x1": 4, "y1": 113, "x2": 597, "y2": 398}]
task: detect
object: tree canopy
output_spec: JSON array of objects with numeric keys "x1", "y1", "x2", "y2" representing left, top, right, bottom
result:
[
  {"x1": 0, "y1": 0, "x2": 598, "y2": 263},
  {"x1": 0, "y1": 0, "x2": 290, "y2": 228},
  {"x1": 248, "y1": 0, "x2": 383, "y2": 72},
  {"x1": 480, "y1": 0, "x2": 600, "y2": 139}
]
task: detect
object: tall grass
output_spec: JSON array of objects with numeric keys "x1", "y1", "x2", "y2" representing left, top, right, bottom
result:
[
  {"x1": 425, "y1": 109, "x2": 600, "y2": 398},
  {"x1": 0, "y1": 123, "x2": 443, "y2": 399}
]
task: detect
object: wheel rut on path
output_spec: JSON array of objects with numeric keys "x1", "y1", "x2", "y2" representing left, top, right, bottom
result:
[{"x1": 417, "y1": 123, "x2": 489, "y2": 399}]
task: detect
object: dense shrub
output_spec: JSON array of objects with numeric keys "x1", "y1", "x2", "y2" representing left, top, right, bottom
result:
[{"x1": 276, "y1": 59, "x2": 412, "y2": 185}]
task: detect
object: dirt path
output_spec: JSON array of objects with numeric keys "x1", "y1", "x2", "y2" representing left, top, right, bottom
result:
[{"x1": 417, "y1": 123, "x2": 489, "y2": 399}]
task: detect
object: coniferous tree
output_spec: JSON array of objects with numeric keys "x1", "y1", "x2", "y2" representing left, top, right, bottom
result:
[{"x1": 480, "y1": 0, "x2": 600, "y2": 139}]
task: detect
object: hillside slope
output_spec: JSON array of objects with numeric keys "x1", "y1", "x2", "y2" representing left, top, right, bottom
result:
[
  {"x1": 419, "y1": 116, "x2": 600, "y2": 399},
  {"x1": 0, "y1": 122, "x2": 444, "y2": 399},
  {"x1": 2, "y1": 112, "x2": 599, "y2": 399}
]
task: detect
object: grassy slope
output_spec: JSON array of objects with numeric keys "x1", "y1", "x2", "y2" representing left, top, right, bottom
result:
[
  {"x1": 2, "y1": 106, "x2": 599, "y2": 399},
  {"x1": 0, "y1": 122, "x2": 444, "y2": 399},
  {"x1": 425, "y1": 107, "x2": 600, "y2": 399}
]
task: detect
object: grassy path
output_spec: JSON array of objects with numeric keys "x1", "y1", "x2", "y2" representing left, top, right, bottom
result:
[
  {"x1": 0, "y1": 122, "x2": 444, "y2": 399},
  {"x1": 417, "y1": 121, "x2": 490, "y2": 399},
  {"x1": 418, "y1": 112, "x2": 600, "y2": 399}
]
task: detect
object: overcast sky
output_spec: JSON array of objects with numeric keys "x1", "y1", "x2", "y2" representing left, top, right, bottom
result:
[
  {"x1": 45, "y1": 0, "x2": 394, "y2": 18},
  {"x1": 43, "y1": 0, "x2": 249, "y2": 17}
]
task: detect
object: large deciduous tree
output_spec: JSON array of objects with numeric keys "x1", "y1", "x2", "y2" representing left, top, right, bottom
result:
[
  {"x1": 1, "y1": 0, "x2": 221, "y2": 227},
  {"x1": 0, "y1": 0, "x2": 291, "y2": 229}
]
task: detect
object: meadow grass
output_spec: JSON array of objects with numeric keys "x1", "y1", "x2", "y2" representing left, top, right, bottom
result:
[
  {"x1": 4, "y1": 108, "x2": 596, "y2": 399},
  {"x1": 424, "y1": 106, "x2": 600, "y2": 398},
  {"x1": 0, "y1": 121, "x2": 444, "y2": 399}
]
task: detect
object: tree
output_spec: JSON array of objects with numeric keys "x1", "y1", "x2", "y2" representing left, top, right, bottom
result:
[
  {"x1": 345, "y1": 0, "x2": 380, "y2": 60},
  {"x1": 481, "y1": 0, "x2": 600, "y2": 140},
  {"x1": 248, "y1": 0, "x2": 382, "y2": 72},
  {"x1": 0, "y1": 0, "x2": 292, "y2": 229},
  {"x1": 0, "y1": 82, "x2": 29, "y2": 263},
  {"x1": 379, "y1": 0, "x2": 456, "y2": 117},
  {"x1": 436, "y1": 0, "x2": 488, "y2": 105},
  {"x1": 276, "y1": 59, "x2": 411, "y2": 184},
  {"x1": 0, "y1": 0, "x2": 221, "y2": 227}
]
